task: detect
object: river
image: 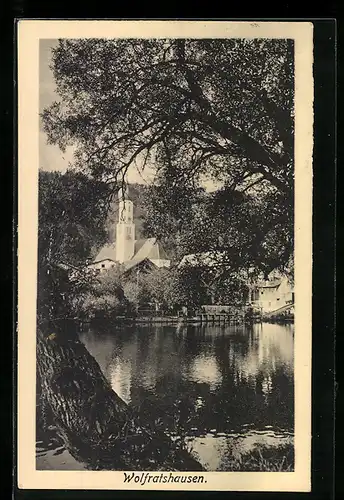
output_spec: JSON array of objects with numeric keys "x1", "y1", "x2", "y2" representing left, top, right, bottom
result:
[{"x1": 36, "y1": 321, "x2": 294, "y2": 471}]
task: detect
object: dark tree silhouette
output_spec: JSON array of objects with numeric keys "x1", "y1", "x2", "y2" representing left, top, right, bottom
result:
[{"x1": 42, "y1": 38, "x2": 294, "y2": 199}]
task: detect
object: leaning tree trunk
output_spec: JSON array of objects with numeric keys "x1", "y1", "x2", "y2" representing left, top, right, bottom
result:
[{"x1": 36, "y1": 324, "x2": 204, "y2": 471}]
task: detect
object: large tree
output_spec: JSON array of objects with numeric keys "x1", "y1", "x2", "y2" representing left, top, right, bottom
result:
[
  {"x1": 142, "y1": 182, "x2": 293, "y2": 279},
  {"x1": 43, "y1": 38, "x2": 293, "y2": 193},
  {"x1": 42, "y1": 38, "x2": 294, "y2": 273}
]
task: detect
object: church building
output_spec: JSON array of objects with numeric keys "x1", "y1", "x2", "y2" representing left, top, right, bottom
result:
[{"x1": 88, "y1": 187, "x2": 171, "y2": 275}]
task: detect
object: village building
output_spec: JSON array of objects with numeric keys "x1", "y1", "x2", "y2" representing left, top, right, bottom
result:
[
  {"x1": 250, "y1": 274, "x2": 294, "y2": 314},
  {"x1": 88, "y1": 187, "x2": 171, "y2": 275},
  {"x1": 87, "y1": 187, "x2": 293, "y2": 316},
  {"x1": 179, "y1": 251, "x2": 294, "y2": 315}
]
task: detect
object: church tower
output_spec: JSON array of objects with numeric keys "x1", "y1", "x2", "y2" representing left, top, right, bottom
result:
[{"x1": 115, "y1": 186, "x2": 135, "y2": 263}]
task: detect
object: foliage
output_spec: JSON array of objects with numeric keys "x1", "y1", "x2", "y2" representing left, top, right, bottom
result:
[
  {"x1": 42, "y1": 38, "x2": 294, "y2": 276},
  {"x1": 38, "y1": 170, "x2": 111, "y2": 267},
  {"x1": 207, "y1": 272, "x2": 250, "y2": 305},
  {"x1": 77, "y1": 265, "x2": 128, "y2": 319},
  {"x1": 143, "y1": 183, "x2": 293, "y2": 279},
  {"x1": 122, "y1": 281, "x2": 141, "y2": 313},
  {"x1": 168, "y1": 265, "x2": 210, "y2": 310},
  {"x1": 122, "y1": 268, "x2": 172, "y2": 312},
  {"x1": 37, "y1": 170, "x2": 112, "y2": 322},
  {"x1": 43, "y1": 39, "x2": 293, "y2": 194},
  {"x1": 121, "y1": 266, "x2": 204, "y2": 313},
  {"x1": 139, "y1": 268, "x2": 175, "y2": 310},
  {"x1": 37, "y1": 263, "x2": 98, "y2": 323},
  {"x1": 37, "y1": 264, "x2": 71, "y2": 323},
  {"x1": 120, "y1": 264, "x2": 248, "y2": 313}
]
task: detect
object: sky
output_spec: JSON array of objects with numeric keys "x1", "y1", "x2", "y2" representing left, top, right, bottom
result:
[
  {"x1": 39, "y1": 40, "x2": 71, "y2": 173},
  {"x1": 39, "y1": 39, "x2": 219, "y2": 190},
  {"x1": 39, "y1": 39, "x2": 156, "y2": 185}
]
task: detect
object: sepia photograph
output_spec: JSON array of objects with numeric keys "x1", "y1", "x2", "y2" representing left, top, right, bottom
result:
[{"x1": 17, "y1": 20, "x2": 313, "y2": 492}]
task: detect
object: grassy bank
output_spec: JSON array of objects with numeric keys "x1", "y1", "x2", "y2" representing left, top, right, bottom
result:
[{"x1": 224, "y1": 443, "x2": 294, "y2": 472}]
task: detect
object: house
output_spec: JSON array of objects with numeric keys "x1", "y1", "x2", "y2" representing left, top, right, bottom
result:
[
  {"x1": 178, "y1": 251, "x2": 294, "y2": 314},
  {"x1": 88, "y1": 187, "x2": 171, "y2": 275},
  {"x1": 250, "y1": 274, "x2": 294, "y2": 314}
]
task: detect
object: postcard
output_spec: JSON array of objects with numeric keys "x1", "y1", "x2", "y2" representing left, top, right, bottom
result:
[{"x1": 17, "y1": 19, "x2": 313, "y2": 492}]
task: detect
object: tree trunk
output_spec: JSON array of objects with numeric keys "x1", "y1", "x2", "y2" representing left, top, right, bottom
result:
[{"x1": 36, "y1": 324, "x2": 204, "y2": 471}]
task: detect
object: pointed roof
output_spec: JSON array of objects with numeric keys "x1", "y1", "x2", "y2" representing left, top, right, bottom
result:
[
  {"x1": 132, "y1": 238, "x2": 156, "y2": 261},
  {"x1": 92, "y1": 238, "x2": 170, "y2": 265},
  {"x1": 134, "y1": 239, "x2": 147, "y2": 255},
  {"x1": 122, "y1": 238, "x2": 170, "y2": 271},
  {"x1": 93, "y1": 244, "x2": 117, "y2": 263},
  {"x1": 131, "y1": 238, "x2": 169, "y2": 262},
  {"x1": 123, "y1": 257, "x2": 158, "y2": 272}
]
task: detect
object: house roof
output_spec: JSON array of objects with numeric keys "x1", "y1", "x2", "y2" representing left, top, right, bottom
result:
[
  {"x1": 134, "y1": 239, "x2": 148, "y2": 255},
  {"x1": 123, "y1": 257, "x2": 158, "y2": 272},
  {"x1": 93, "y1": 244, "x2": 117, "y2": 263},
  {"x1": 93, "y1": 238, "x2": 170, "y2": 265},
  {"x1": 132, "y1": 237, "x2": 169, "y2": 262}
]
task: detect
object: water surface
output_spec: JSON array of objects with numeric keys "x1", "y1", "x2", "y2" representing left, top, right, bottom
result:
[{"x1": 36, "y1": 322, "x2": 294, "y2": 471}]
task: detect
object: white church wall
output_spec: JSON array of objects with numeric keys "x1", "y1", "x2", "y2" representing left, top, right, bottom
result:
[
  {"x1": 116, "y1": 192, "x2": 135, "y2": 263},
  {"x1": 92, "y1": 185, "x2": 171, "y2": 269}
]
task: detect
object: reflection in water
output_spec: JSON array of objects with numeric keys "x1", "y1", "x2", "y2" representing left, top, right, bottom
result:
[
  {"x1": 191, "y1": 429, "x2": 294, "y2": 472},
  {"x1": 36, "y1": 322, "x2": 294, "y2": 471},
  {"x1": 78, "y1": 322, "x2": 294, "y2": 470},
  {"x1": 188, "y1": 354, "x2": 222, "y2": 390},
  {"x1": 110, "y1": 360, "x2": 132, "y2": 404}
]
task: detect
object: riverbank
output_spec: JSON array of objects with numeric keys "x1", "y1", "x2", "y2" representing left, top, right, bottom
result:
[
  {"x1": 221, "y1": 442, "x2": 294, "y2": 472},
  {"x1": 79, "y1": 314, "x2": 294, "y2": 329},
  {"x1": 36, "y1": 434, "x2": 294, "y2": 472},
  {"x1": 262, "y1": 316, "x2": 294, "y2": 324}
]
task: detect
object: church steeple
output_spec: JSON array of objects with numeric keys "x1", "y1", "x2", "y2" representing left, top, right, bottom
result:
[{"x1": 115, "y1": 185, "x2": 135, "y2": 263}]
